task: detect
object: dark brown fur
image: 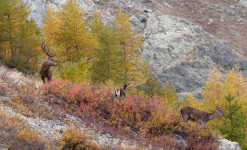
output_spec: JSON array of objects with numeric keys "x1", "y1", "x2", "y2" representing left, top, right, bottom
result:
[{"x1": 39, "y1": 42, "x2": 57, "y2": 84}]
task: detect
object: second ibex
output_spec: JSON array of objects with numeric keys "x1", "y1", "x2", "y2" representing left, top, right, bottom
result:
[{"x1": 180, "y1": 106, "x2": 224, "y2": 129}]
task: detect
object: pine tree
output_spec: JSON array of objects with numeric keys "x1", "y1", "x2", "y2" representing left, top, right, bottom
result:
[
  {"x1": 114, "y1": 9, "x2": 146, "y2": 90},
  {"x1": 218, "y1": 93, "x2": 246, "y2": 148}
]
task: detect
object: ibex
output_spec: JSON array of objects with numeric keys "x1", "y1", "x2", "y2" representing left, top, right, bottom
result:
[
  {"x1": 180, "y1": 106, "x2": 224, "y2": 129},
  {"x1": 115, "y1": 83, "x2": 130, "y2": 98},
  {"x1": 39, "y1": 42, "x2": 57, "y2": 84}
]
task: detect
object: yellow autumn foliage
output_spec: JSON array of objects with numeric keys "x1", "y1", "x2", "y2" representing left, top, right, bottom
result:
[
  {"x1": 59, "y1": 125, "x2": 102, "y2": 150},
  {"x1": 200, "y1": 67, "x2": 247, "y2": 140}
]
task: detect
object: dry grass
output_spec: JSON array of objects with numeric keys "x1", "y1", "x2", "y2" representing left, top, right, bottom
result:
[{"x1": 0, "y1": 105, "x2": 54, "y2": 150}]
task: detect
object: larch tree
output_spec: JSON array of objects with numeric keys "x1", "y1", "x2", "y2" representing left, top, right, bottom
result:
[
  {"x1": 201, "y1": 67, "x2": 247, "y2": 113},
  {"x1": 114, "y1": 9, "x2": 146, "y2": 90},
  {"x1": 41, "y1": 4, "x2": 60, "y2": 51},
  {"x1": 0, "y1": 0, "x2": 30, "y2": 58},
  {"x1": 55, "y1": 0, "x2": 98, "y2": 61},
  {"x1": 88, "y1": 12, "x2": 105, "y2": 36},
  {"x1": 201, "y1": 68, "x2": 224, "y2": 110},
  {"x1": 89, "y1": 12, "x2": 122, "y2": 85},
  {"x1": 93, "y1": 27, "x2": 122, "y2": 85},
  {"x1": 0, "y1": 0, "x2": 41, "y2": 70},
  {"x1": 200, "y1": 67, "x2": 247, "y2": 145},
  {"x1": 18, "y1": 19, "x2": 41, "y2": 69}
]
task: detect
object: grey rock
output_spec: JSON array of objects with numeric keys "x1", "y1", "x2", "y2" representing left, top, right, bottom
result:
[
  {"x1": 162, "y1": 0, "x2": 173, "y2": 8},
  {"x1": 92, "y1": 0, "x2": 100, "y2": 3},
  {"x1": 0, "y1": 97, "x2": 14, "y2": 104},
  {"x1": 22, "y1": 0, "x2": 96, "y2": 27},
  {"x1": 218, "y1": 139, "x2": 242, "y2": 150},
  {"x1": 22, "y1": 0, "x2": 47, "y2": 26},
  {"x1": 173, "y1": 134, "x2": 188, "y2": 148},
  {"x1": 130, "y1": 11, "x2": 148, "y2": 32},
  {"x1": 143, "y1": 9, "x2": 153, "y2": 13},
  {"x1": 194, "y1": 26, "x2": 205, "y2": 34},
  {"x1": 142, "y1": 13, "x2": 247, "y2": 98},
  {"x1": 230, "y1": 5, "x2": 236, "y2": 9},
  {"x1": 240, "y1": 0, "x2": 247, "y2": 7}
]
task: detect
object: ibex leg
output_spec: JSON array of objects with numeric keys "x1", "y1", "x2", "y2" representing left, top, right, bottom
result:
[
  {"x1": 182, "y1": 114, "x2": 189, "y2": 123},
  {"x1": 200, "y1": 121, "x2": 206, "y2": 129},
  {"x1": 41, "y1": 75, "x2": 46, "y2": 84},
  {"x1": 47, "y1": 74, "x2": 52, "y2": 83}
]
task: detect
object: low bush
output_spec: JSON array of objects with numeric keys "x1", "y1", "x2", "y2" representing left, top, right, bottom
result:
[
  {"x1": 55, "y1": 57, "x2": 92, "y2": 83},
  {"x1": 41, "y1": 79, "x2": 218, "y2": 149},
  {"x1": 60, "y1": 125, "x2": 102, "y2": 150}
]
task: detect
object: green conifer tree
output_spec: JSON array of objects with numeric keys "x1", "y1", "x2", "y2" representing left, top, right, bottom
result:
[
  {"x1": 218, "y1": 93, "x2": 246, "y2": 149},
  {"x1": 89, "y1": 12, "x2": 122, "y2": 85},
  {"x1": 91, "y1": 28, "x2": 122, "y2": 84},
  {"x1": 114, "y1": 9, "x2": 146, "y2": 90}
]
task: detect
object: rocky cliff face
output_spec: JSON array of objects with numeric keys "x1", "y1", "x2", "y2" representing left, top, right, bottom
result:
[
  {"x1": 133, "y1": 11, "x2": 247, "y2": 98},
  {"x1": 23, "y1": 0, "x2": 247, "y2": 99}
]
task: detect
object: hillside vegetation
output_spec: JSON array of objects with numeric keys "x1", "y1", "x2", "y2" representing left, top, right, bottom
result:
[{"x1": 0, "y1": 0, "x2": 246, "y2": 149}]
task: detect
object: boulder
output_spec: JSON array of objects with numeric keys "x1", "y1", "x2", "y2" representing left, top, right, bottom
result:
[{"x1": 218, "y1": 139, "x2": 242, "y2": 150}]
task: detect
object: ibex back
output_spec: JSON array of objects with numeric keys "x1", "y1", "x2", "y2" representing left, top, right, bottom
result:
[
  {"x1": 39, "y1": 42, "x2": 57, "y2": 84},
  {"x1": 180, "y1": 106, "x2": 224, "y2": 129}
]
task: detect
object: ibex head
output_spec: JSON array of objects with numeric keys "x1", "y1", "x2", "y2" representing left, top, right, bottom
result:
[{"x1": 215, "y1": 106, "x2": 224, "y2": 116}]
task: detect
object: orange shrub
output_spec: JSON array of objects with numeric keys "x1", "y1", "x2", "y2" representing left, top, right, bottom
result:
[{"x1": 60, "y1": 125, "x2": 103, "y2": 150}]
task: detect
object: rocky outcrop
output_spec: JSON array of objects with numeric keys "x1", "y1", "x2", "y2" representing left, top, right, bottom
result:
[
  {"x1": 22, "y1": 0, "x2": 47, "y2": 26},
  {"x1": 218, "y1": 139, "x2": 242, "y2": 150},
  {"x1": 240, "y1": 0, "x2": 247, "y2": 6},
  {"x1": 132, "y1": 12, "x2": 247, "y2": 98},
  {"x1": 22, "y1": 0, "x2": 96, "y2": 26}
]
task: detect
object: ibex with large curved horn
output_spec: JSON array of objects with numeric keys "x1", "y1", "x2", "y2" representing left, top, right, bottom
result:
[
  {"x1": 39, "y1": 42, "x2": 57, "y2": 84},
  {"x1": 180, "y1": 106, "x2": 224, "y2": 129}
]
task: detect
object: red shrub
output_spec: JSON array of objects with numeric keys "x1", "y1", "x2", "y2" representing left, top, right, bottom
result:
[{"x1": 40, "y1": 79, "x2": 218, "y2": 149}]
